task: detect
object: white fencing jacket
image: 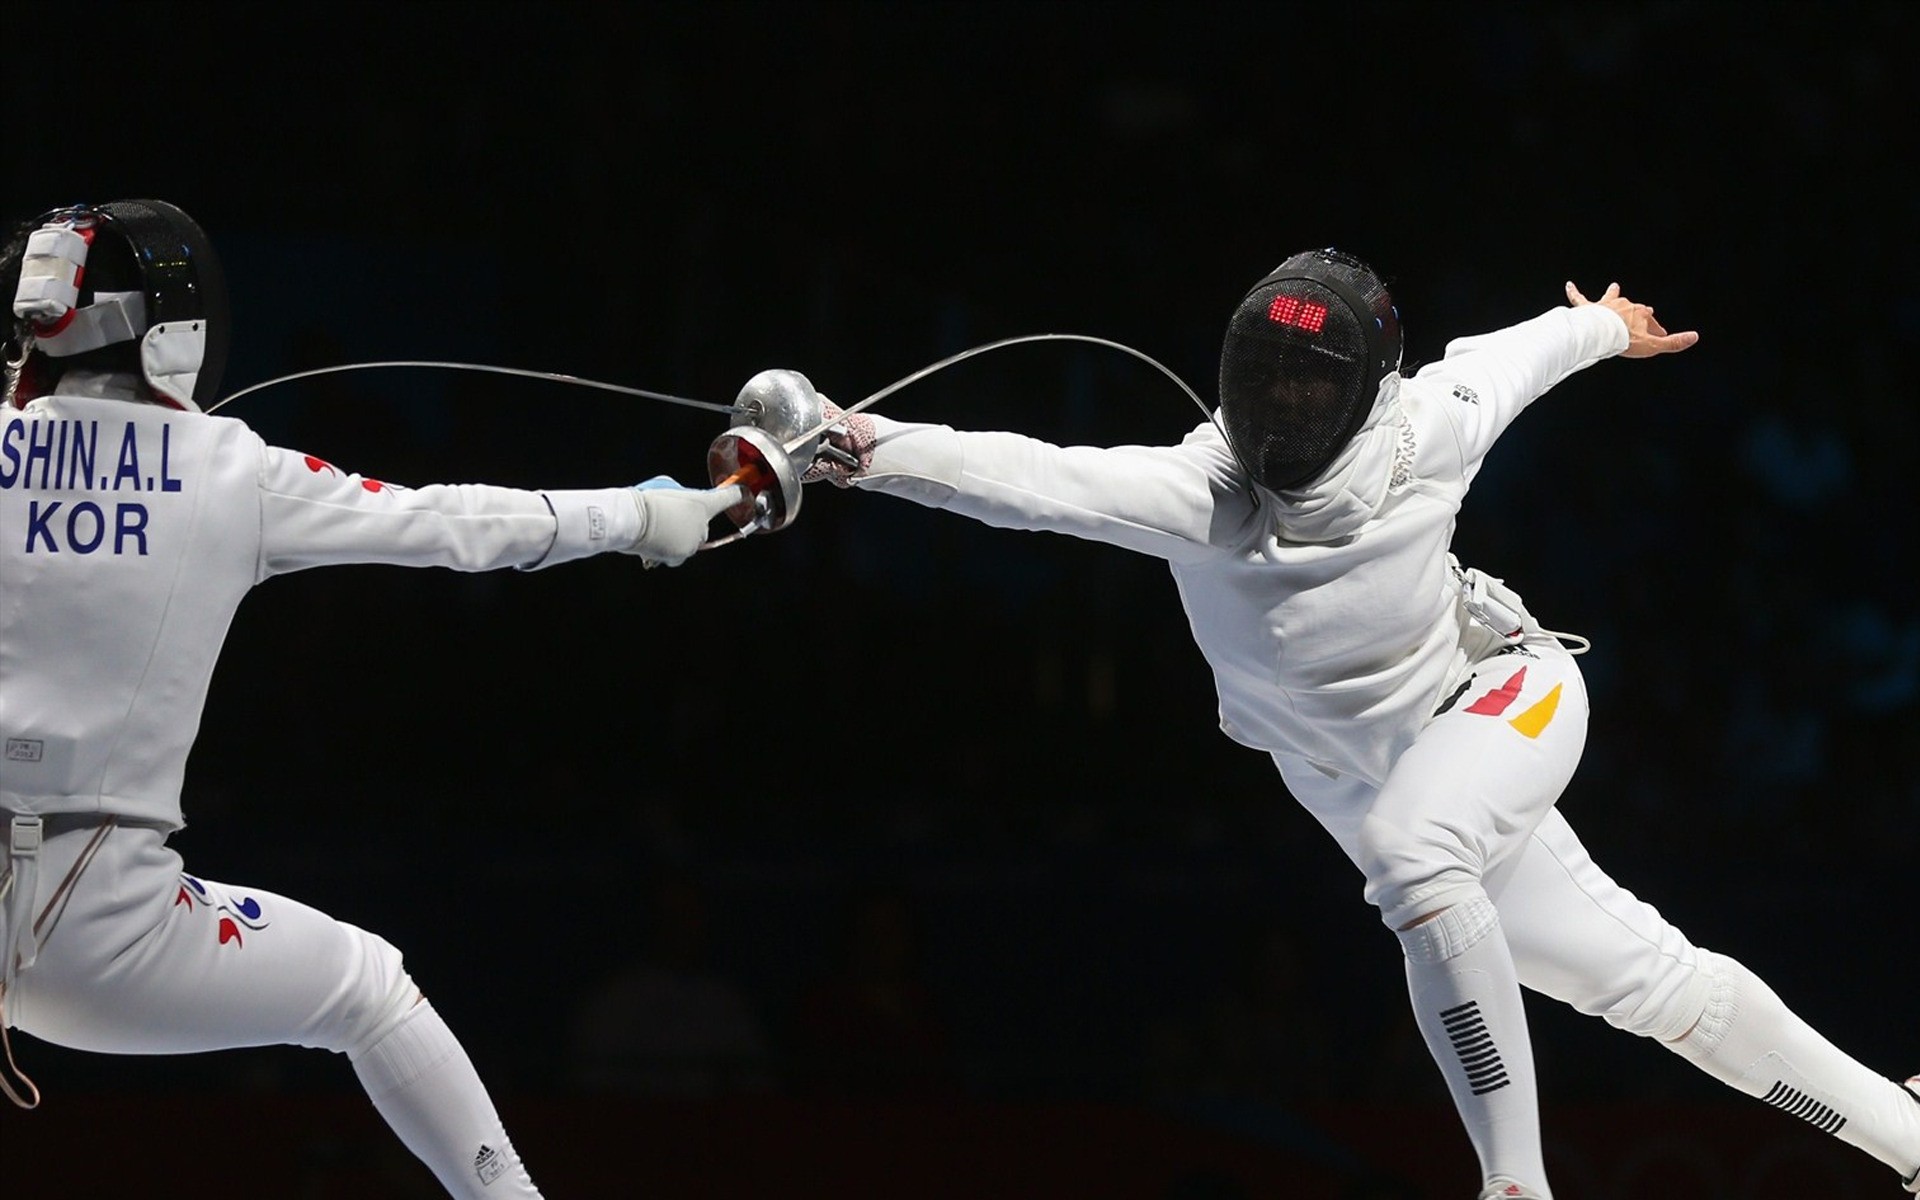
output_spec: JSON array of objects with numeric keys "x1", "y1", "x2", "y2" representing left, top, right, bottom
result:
[
  {"x1": 0, "y1": 392, "x2": 645, "y2": 829},
  {"x1": 854, "y1": 302, "x2": 1629, "y2": 789}
]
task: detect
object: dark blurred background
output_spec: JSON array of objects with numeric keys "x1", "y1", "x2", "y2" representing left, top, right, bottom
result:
[{"x1": 5, "y1": 2, "x2": 1919, "y2": 1196}]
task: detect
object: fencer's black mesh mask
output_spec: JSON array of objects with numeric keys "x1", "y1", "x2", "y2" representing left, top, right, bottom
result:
[{"x1": 1218, "y1": 249, "x2": 1401, "y2": 492}]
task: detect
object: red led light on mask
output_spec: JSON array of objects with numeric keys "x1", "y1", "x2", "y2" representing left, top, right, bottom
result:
[{"x1": 1267, "y1": 294, "x2": 1328, "y2": 332}]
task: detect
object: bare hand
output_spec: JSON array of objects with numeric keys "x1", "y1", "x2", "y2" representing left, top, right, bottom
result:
[{"x1": 1564, "y1": 281, "x2": 1699, "y2": 358}]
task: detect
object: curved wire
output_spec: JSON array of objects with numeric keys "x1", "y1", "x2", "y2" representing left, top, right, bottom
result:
[
  {"x1": 206, "y1": 360, "x2": 739, "y2": 416},
  {"x1": 785, "y1": 331, "x2": 1221, "y2": 451},
  {"x1": 199, "y1": 337, "x2": 1246, "y2": 491},
  {"x1": 782, "y1": 332, "x2": 1253, "y2": 493}
]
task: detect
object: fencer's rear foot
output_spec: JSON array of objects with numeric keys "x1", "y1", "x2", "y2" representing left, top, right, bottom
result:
[{"x1": 1477, "y1": 1181, "x2": 1547, "y2": 1200}]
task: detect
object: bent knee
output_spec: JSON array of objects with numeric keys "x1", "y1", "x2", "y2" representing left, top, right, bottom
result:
[
  {"x1": 1570, "y1": 944, "x2": 1720, "y2": 1043},
  {"x1": 1359, "y1": 812, "x2": 1488, "y2": 930},
  {"x1": 303, "y1": 925, "x2": 416, "y2": 1058}
]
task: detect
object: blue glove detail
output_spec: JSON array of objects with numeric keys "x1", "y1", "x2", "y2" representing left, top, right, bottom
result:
[{"x1": 633, "y1": 475, "x2": 693, "y2": 492}]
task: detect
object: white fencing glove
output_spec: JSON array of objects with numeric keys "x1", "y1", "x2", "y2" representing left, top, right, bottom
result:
[
  {"x1": 627, "y1": 477, "x2": 746, "y2": 567},
  {"x1": 800, "y1": 398, "x2": 876, "y2": 487}
]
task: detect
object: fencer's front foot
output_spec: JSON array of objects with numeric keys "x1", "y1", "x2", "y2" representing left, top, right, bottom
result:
[{"x1": 1477, "y1": 1180, "x2": 1547, "y2": 1200}]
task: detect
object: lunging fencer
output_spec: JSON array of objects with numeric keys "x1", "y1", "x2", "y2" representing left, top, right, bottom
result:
[
  {"x1": 0, "y1": 201, "x2": 750, "y2": 1198},
  {"x1": 803, "y1": 251, "x2": 1920, "y2": 1198}
]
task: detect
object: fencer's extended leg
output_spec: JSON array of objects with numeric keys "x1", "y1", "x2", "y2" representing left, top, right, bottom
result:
[
  {"x1": 1358, "y1": 645, "x2": 1590, "y2": 1198},
  {"x1": 1397, "y1": 893, "x2": 1549, "y2": 1198},
  {"x1": 1493, "y1": 809, "x2": 1920, "y2": 1189},
  {"x1": 353, "y1": 998, "x2": 540, "y2": 1197},
  {"x1": 8, "y1": 823, "x2": 543, "y2": 1199},
  {"x1": 1673, "y1": 953, "x2": 1920, "y2": 1189}
]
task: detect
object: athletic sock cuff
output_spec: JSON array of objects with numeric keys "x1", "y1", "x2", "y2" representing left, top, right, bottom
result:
[{"x1": 1397, "y1": 893, "x2": 1500, "y2": 965}]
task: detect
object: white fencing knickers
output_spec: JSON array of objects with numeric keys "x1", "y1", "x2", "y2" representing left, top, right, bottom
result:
[
  {"x1": 1281, "y1": 636, "x2": 1920, "y2": 1191},
  {"x1": 1297, "y1": 636, "x2": 1590, "y2": 1193},
  {"x1": 0, "y1": 816, "x2": 543, "y2": 1199},
  {"x1": 1280, "y1": 639, "x2": 1625, "y2": 1002}
]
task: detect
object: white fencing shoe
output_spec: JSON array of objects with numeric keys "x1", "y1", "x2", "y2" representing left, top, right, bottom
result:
[{"x1": 1477, "y1": 1180, "x2": 1547, "y2": 1200}]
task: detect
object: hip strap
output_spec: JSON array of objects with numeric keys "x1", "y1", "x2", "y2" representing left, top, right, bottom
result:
[
  {"x1": 1, "y1": 813, "x2": 118, "y2": 1110},
  {"x1": 1449, "y1": 555, "x2": 1591, "y2": 656},
  {"x1": 2, "y1": 815, "x2": 45, "y2": 1108}
]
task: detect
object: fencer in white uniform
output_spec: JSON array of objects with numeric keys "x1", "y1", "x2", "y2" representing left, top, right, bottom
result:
[
  {"x1": 808, "y1": 250, "x2": 1920, "y2": 1198},
  {"x1": 0, "y1": 201, "x2": 745, "y2": 1198}
]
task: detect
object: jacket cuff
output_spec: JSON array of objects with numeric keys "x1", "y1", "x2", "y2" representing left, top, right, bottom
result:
[
  {"x1": 1572, "y1": 301, "x2": 1632, "y2": 357},
  {"x1": 854, "y1": 414, "x2": 966, "y2": 504},
  {"x1": 526, "y1": 488, "x2": 645, "y2": 569}
]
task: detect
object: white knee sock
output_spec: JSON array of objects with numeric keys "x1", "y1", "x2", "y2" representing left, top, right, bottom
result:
[
  {"x1": 350, "y1": 1000, "x2": 543, "y2": 1199},
  {"x1": 1398, "y1": 893, "x2": 1549, "y2": 1198},
  {"x1": 1669, "y1": 951, "x2": 1920, "y2": 1186}
]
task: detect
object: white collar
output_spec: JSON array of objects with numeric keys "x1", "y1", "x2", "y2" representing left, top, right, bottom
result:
[
  {"x1": 51, "y1": 370, "x2": 161, "y2": 404},
  {"x1": 1265, "y1": 374, "x2": 1403, "y2": 544}
]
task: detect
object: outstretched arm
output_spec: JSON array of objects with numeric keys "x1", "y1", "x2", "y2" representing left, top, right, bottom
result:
[
  {"x1": 1425, "y1": 281, "x2": 1698, "y2": 482},
  {"x1": 255, "y1": 443, "x2": 741, "y2": 577},
  {"x1": 812, "y1": 406, "x2": 1239, "y2": 565}
]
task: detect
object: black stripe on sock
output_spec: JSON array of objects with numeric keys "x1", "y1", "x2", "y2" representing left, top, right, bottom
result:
[
  {"x1": 1439, "y1": 1000, "x2": 1509, "y2": 1096},
  {"x1": 1761, "y1": 1080, "x2": 1847, "y2": 1134}
]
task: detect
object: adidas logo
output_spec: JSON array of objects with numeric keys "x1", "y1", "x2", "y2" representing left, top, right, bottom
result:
[{"x1": 474, "y1": 1144, "x2": 505, "y2": 1186}]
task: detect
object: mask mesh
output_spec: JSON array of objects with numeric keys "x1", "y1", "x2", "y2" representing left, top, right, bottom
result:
[
  {"x1": 1220, "y1": 277, "x2": 1370, "y2": 491},
  {"x1": 1218, "y1": 250, "x2": 1399, "y2": 492}
]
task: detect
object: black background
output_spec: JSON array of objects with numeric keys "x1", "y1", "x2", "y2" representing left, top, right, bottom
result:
[{"x1": 5, "y1": 3, "x2": 1919, "y2": 1195}]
